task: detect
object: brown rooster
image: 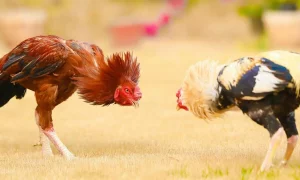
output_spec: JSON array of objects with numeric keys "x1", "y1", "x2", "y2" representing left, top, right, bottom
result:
[{"x1": 0, "y1": 35, "x2": 142, "y2": 159}]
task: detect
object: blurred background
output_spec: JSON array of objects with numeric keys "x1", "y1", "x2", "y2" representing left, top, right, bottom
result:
[{"x1": 0, "y1": 0, "x2": 300, "y2": 51}]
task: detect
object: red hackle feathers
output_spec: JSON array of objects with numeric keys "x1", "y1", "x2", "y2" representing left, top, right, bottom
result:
[{"x1": 73, "y1": 51, "x2": 140, "y2": 106}]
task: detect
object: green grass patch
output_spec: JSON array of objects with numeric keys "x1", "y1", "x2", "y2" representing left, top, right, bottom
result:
[
  {"x1": 170, "y1": 165, "x2": 189, "y2": 178},
  {"x1": 201, "y1": 166, "x2": 229, "y2": 179}
]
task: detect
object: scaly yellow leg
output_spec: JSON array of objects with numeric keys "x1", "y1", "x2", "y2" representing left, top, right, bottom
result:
[{"x1": 280, "y1": 135, "x2": 298, "y2": 166}]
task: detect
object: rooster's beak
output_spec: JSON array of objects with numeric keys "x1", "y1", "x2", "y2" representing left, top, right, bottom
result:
[{"x1": 176, "y1": 105, "x2": 180, "y2": 111}]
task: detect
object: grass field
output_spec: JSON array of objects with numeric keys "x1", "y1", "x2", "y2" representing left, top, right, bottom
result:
[{"x1": 1, "y1": 39, "x2": 300, "y2": 180}]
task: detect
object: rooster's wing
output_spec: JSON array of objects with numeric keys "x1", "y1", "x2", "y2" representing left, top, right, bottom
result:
[
  {"x1": 217, "y1": 57, "x2": 292, "y2": 100},
  {"x1": 0, "y1": 35, "x2": 71, "y2": 82}
]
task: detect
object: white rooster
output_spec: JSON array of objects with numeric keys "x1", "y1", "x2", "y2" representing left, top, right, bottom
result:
[{"x1": 176, "y1": 50, "x2": 300, "y2": 171}]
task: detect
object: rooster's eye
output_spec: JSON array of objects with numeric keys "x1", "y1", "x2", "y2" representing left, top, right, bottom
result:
[{"x1": 125, "y1": 88, "x2": 129, "y2": 93}]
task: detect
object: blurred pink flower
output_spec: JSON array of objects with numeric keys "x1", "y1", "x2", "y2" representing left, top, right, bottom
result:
[{"x1": 144, "y1": 23, "x2": 159, "y2": 36}]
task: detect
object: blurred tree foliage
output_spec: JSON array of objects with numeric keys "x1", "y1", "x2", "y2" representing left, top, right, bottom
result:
[
  {"x1": 237, "y1": 0, "x2": 300, "y2": 35},
  {"x1": 238, "y1": 0, "x2": 300, "y2": 19}
]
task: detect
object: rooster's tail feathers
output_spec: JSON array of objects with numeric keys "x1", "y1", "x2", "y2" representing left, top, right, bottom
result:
[
  {"x1": 0, "y1": 75, "x2": 26, "y2": 107},
  {"x1": 258, "y1": 50, "x2": 300, "y2": 96}
]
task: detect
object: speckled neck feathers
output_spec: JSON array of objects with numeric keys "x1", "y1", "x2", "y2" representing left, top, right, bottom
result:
[{"x1": 181, "y1": 60, "x2": 226, "y2": 120}]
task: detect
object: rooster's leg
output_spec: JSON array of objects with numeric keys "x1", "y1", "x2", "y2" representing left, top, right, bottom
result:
[
  {"x1": 43, "y1": 128, "x2": 75, "y2": 160},
  {"x1": 33, "y1": 110, "x2": 46, "y2": 147},
  {"x1": 39, "y1": 127, "x2": 54, "y2": 156},
  {"x1": 35, "y1": 87, "x2": 75, "y2": 160},
  {"x1": 278, "y1": 112, "x2": 299, "y2": 166},
  {"x1": 36, "y1": 107, "x2": 75, "y2": 160},
  {"x1": 280, "y1": 135, "x2": 298, "y2": 166},
  {"x1": 36, "y1": 106, "x2": 75, "y2": 160},
  {"x1": 248, "y1": 113, "x2": 283, "y2": 172},
  {"x1": 260, "y1": 127, "x2": 284, "y2": 172},
  {"x1": 34, "y1": 109, "x2": 53, "y2": 156}
]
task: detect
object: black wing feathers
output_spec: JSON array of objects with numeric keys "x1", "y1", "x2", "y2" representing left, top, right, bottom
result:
[
  {"x1": 2, "y1": 54, "x2": 26, "y2": 71},
  {"x1": 10, "y1": 58, "x2": 65, "y2": 82},
  {"x1": 1, "y1": 37, "x2": 68, "y2": 82}
]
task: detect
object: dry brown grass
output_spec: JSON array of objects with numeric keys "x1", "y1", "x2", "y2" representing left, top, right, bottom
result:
[{"x1": 1, "y1": 39, "x2": 300, "y2": 180}]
